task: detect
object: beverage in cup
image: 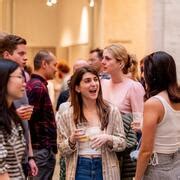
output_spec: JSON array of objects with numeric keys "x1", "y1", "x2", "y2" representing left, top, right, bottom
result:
[{"x1": 77, "y1": 122, "x2": 89, "y2": 142}]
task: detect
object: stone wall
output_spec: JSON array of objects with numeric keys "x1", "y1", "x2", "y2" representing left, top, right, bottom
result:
[{"x1": 150, "y1": 0, "x2": 180, "y2": 81}]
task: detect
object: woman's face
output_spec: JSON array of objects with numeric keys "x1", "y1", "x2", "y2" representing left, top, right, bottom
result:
[
  {"x1": 75, "y1": 72, "x2": 100, "y2": 101},
  {"x1": 102, "y1": 49, "x2": 121, "y2": 75},
  {"x1": 7, "y1": 67, "x2": 26, "y2": 103}
]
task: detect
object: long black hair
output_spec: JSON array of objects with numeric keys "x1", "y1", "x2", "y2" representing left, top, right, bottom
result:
[
  {"x1": 143, "y1": 51, "x2": 180, "y2": 102},
  {"x1": 0, "y1": 59, "x2": 22, "y2": 134}
]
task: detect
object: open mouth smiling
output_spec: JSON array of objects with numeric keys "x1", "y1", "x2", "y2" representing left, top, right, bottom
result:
[{"x1": 89, "y1": 89, "x2": 97, "y2": 94}]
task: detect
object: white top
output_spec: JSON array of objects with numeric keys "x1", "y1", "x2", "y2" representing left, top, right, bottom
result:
[
  {"x1": 153, "y1": 96, "x2": 180, "y2": 154},
  {"x1": 78, "y1": 126, "x2": 102, "y2": 155}
]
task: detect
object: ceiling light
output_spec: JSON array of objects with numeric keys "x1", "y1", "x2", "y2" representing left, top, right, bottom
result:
[
  {"x1": 89, "y1": 0, "x2": 94, "y2": 7},
  {"x1": 46, "y1": 0, "x2": 58, "y2": 6},
  {"x1": 46, "y1": 0, "x2": 53, "y2": 6},
  {"x1": 52, "y1": 0, "x2": 57, "y2": 4}
]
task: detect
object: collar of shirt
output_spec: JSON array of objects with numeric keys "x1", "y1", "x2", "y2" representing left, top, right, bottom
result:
[
  {"x1": 21, "y1": 70, "x2": 27, "y2": 82},
  {"x1": 31, "y1": 74, "x2": 48, "y2": 86}
]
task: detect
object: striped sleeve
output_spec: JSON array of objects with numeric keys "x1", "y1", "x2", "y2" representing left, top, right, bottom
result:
[
  {"x1": 0, "y1": 131, "x2": 9, "y2": 174},
  {"x1": 121, "y1": 113, "x2": 137, "y2": 149}
]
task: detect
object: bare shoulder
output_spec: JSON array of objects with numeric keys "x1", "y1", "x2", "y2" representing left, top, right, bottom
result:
[
  {"x1": 145, "y1": 97, "x2": 164, "y2": 112},
  {"x1": 144, "y1": 97, "x2": 164, "y2": 123}
]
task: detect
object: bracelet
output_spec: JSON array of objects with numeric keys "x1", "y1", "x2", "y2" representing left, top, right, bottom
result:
[{"x1": 28, "y1": 156, "x2": 35, "y2": 161}]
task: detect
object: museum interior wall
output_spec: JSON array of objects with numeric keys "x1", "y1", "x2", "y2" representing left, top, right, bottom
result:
[{"x1": 0, "y1": 0, "x2": 179, "y2": 80}]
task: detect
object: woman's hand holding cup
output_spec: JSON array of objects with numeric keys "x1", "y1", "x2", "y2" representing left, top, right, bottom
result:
[
  {"x1": 70, "y1": 122, "x2": 89, "y2": 144},
  {"x1": 16, "y1": 105, "x2": 34, "y2": 120}
]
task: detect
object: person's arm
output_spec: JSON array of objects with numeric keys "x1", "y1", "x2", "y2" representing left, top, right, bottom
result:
[
  {"x1": 135, "y1": 98, "x2": 163, "y2": 180},
  {"x1": 27, "y1": 132, "x2": 38, "y2": 176},
  {"x1": 0, "y1": 173, "x2": 10, "y2": 180},
  {"x1": 91, "y1": 106, "x2": 126, "y2": 151},
  {"x1": 56, "y1": 109, "x2": 77, "y2": 156},
  {"x1": 16, "y1": 105, "x2": 33, "y2": 120},
  {"x1": 129, "y1": 82, "x2": 145, "y2": 132}
]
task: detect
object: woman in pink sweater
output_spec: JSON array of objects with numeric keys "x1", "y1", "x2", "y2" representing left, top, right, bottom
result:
[{"x1": 101, "y1": 44, "x2": 145, "y2": 180}]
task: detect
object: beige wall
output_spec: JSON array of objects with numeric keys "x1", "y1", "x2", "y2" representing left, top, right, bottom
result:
[
  {"x1": 0, "y1": 0, "x2": 13, "y2": 32},
  {"x1": 100, "y1": 0, "x2": 147, "y2": 60},
  {"x1": 57, "y1": 0, "x2": 91, "y2": 65},
  {"x1": 0, "y1": 0, "x2": 179, "y2": 80},
  {"x1": 12, "y1": 0, "x2": 58, "y2": 47},
  {"x1": 147, "y1": 0, "x2": 180, "y2": 81},
  {"x1": 57, "y1": 0, "x2": 89, "y2": 47},
  {"x1": 0, "y1": 0, "x2": 3, "y2": 30}
]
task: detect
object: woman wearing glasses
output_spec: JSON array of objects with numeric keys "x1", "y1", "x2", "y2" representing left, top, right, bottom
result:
[{"x1": 0, "y1": 59, "x2": 26, "y2": 179}]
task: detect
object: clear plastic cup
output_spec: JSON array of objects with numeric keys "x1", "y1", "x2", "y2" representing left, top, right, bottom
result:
[{"x1": 77, "y1": 122, "x2": 89, "y2": 142}]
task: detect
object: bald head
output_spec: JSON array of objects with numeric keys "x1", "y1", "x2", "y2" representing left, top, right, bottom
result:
[{"x1": 73, "y1": 59, "x2": 89, "y2": 72}]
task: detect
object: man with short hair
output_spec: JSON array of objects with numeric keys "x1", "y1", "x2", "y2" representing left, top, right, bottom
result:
[
  {"x1": 88, "y1": 48, "x2": 110, "y2": 79},
  {"x1": 26, "y1": 50, "x2": 57, "y2": 180},
  {"x1": 88, "y1": 48, "x2": 103, "y2": 72},
  {"x1": 0, "y1": 34, "x2": 38, "y2": 178}
]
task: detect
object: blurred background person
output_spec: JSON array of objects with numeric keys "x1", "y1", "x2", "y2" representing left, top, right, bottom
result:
[
  {"x1": 48, "y1": 61, "x2": 70, "y2": 109},
  {"x1": 56, "y1": 59, "x2": 88, "y2": 111},
  {"x1": 88, "y1": 48, "x2": 110, "y2": 79},
  {"x1": 125, "y1": 54, "x2": 139, "y2": 81},
  {"x1": 135, "y1": 51, "x2": 180, "y2": 180},
  {"x1": 24, "y1": 64, "x2": 33, "y2": 82}
]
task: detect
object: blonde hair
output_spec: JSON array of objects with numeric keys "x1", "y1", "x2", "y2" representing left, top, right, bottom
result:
[{"x1": 104, "y1": 44, "x2": 138, "y2": 75}]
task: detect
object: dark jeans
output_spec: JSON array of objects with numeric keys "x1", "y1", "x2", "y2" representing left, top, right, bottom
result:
[
  {"x1": 31, "y1": 148, "x2": 56, "y2": 180},
  {"x1": 75, "y1": 157, "x2": 103, "y2": 180}
]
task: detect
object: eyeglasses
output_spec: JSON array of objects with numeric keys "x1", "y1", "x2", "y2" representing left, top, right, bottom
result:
[{"x1": 9, "y1": 75, "x2": 25, "y2": 82}]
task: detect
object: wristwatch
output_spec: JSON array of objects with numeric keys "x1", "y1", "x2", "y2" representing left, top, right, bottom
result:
[{"x1": 28, "y1": 156, "x2": 35, "y2": 161}]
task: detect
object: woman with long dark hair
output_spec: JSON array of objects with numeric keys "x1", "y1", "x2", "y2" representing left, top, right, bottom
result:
[
  {"x1": 0, "y1": 59, "x2": 26, "y2": 179},
  {"x1": 56, "y1": 66, "x2": 126, "y2": 180},
  {"x1": 135, "y1": 51, "x2": 180, "y2": 180}
]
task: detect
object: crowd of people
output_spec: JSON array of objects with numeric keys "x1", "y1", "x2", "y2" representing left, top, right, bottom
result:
[{"x1": 0, "y1": 32, "x2": 180, "y2": 180}]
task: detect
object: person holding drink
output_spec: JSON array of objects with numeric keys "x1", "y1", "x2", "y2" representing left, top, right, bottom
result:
[
  {"x1": 56, "y1": 66, "x2": 126, "y2": 180},
  {"x1": 0, "y1": 34, "x2": 38, "y2": 178},
  {"x1": 0, "y1": 59, "x2": 26, "y2": 179},
  {"x1": 101, "y1": 44, "x2": 145, "y2": 179}
]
